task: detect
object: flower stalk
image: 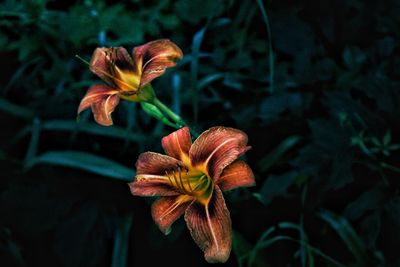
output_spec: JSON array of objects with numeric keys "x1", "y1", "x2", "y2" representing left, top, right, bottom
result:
[{"x1": 151, "y1": 97, "x2": 187, "y2": 128}]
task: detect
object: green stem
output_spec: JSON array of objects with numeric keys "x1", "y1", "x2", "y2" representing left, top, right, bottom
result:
[
  {"x1": 381, "y1": 162, "x2": 400, "y2": 173},
  {"x1": 256, "y1": 0, "x2": 274, "y2": 93},
  {"x1": 152, "y1": 98, "x2": 187, "y2": 128},
  {"x1": 150, "y1": 98, "x2": 200, "y2": 137}
]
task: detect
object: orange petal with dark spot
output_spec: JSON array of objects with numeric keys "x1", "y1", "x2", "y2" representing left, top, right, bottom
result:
[{"x1": 184, "y1": 186, "x2": 232, "y2": 263}]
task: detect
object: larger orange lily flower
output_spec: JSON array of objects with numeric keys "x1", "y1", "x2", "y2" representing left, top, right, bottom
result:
[
  {"x1": 129, "y1": 126, "x2": 255, "y2": 263},
  {"x1": 77, "y1": 39, "x2": 183, "y2": 126}
]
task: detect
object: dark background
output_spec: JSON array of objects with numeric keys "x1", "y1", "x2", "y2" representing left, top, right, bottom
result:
[{"x1": 1, "y1": 0, "x2": 400, "y2": 266}]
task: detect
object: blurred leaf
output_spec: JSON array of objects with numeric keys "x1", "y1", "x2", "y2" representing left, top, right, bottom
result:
[
  {"x1": 258, "y1": 135, "x2": 301, "y2": 172},
  {"x1": 59, "y1": 5, "x2": 97, "y2": 46},
  {"x1": 111, "y1": 214, "x2": 133, "y2": 267},
  {"x1": 271, "y1": 11, "x2": 316, "y2": 55},
  {"x1": 233, "y1": 230, "x2": 270, "y2": 267},
  {"x1": 174, "y1": 0, "x2": 225, "y2": 24},
  {"x1": 101, "y1": 4, "x2": 144, "y2": 45},
  {"x1": 383, "y1": 130, "x2": 391, "y2": 146},
  {"x1": 0, "y1": 227, "x2": 25, "y2": 267},
  {"x1": 258, "y1": 93, "x2": 308, "y2": 124},
  {"x1": 0, "y1": 98, "x2": 34, "y2": 119},
  {"x1": 55, "y1": 202, "x2": 109, "y2": 267},
  {"x1": 343, "y1": 188, "x2": 386, "y2": 221},
  {"x1": 292, "y1": 118, "x2": 354, "y2": 191},
  {"x1": 254, "y1": 171, "x2": 297, "y2": 206},
  {"x1": 359, "y1": 211, "x2": 381, "y2": 249},
  {"x1": 197, "y1": 73, "x2": 224, "y2": 90},
  {"x1": 251, "y1": 222, "x2": 344, "y2": 267},
  {"x1": 343, "y1": 46, "x2": 366, "y2": 70},
  {"x1": 190, "y1": 26, "x2": 206, "y2": 122},
  {"x1": 44, "y1": 120, "x2": 147, "y2": 142},
  {"x1": 24, "y1": 118, "x2": 40, "y2": 168},
  {"x1": 256, "y1": 0, "x2": 274, "y2": 92},
  {"x1": 30, "y1": 151, "x2": 134, "y2": 181},
  {"x1": 319, "y1": 209, "x2": 371, "y2": 266},
  {"x1": 3, "y1": 57, "x2": 42, "y2": 94}
]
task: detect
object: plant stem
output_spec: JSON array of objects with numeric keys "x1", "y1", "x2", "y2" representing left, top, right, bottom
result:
[
  {"x1": 151, "y1": 98, "x2": 200, "y2": 137},
  {"x1": 256, "y1": 0, "x2": 274, "y2": 93},
  {"x1": 152, "y1": 98, "x2": 187, "y2": 128}
]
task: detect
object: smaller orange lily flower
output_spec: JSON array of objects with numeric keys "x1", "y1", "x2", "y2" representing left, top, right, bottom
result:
[
  {"x1": 77, "y1": 39, "x2": 183, "y2": 126},
  {"x1": 129, "y1": 126, "x2": 255, "y2": 263}
]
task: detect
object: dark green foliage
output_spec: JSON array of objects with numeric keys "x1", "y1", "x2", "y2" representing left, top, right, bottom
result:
[{"x1": 1, "y1": 0, "x2": 400, "y2": 266}]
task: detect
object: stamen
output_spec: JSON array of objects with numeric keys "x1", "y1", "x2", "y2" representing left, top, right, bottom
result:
[
  {"x1": 172, "y1": 170, "x2": 184, "y2": 193},
  {"x1": 163, "y1": 164, "x2": 213, "y2": 200},
  {"x1": 177, "y1": 165, "x2": 186, "y2": 193},
  {"x1": 186, "y1": 178, "x2": 193, "y2": 193},
  {"x1": 164, "y1": 170, "x2": 173, "y2": 186},
  {"x1": 159, "y1": 198, "x2": 182, "y2": 221}
]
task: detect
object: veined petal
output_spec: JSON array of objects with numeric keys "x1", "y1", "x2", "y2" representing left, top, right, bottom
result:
[
  {"x1": 128, "y1": 175, "x2": 179, "y2": 197},
  {"x1": 77, "y1": 84, "x2": 120, "y2": 126},
  {"x1": 190, "y1": 127, "x2": 250, "y2": 181},
  {"x1": 218, "y1": 160, "x2": 255, "y2": 192},
  {"x1": 184, "y1": 186, "x2": 232, "y2": 263},
  {"x1": 152, "y1": 195, "x2": 193, "y2": 235},
  {"x1": 90, "y1": 47, "x2": 137, "y2": 86},
  {"x1": 162, "y1": 127, "x2": 192, "y2": 163},
  {"x1": 133, "y1": 39, "x2": 183, "y2": 88},
  {"x1": 136, "y1": 152, "x2": 182, "y2": 175}
]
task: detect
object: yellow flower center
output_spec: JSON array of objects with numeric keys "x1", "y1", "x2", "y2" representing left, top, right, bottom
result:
[
  {"x1": 165, "y1": 165, "x2": 214, "y2": 205},
  {"x1": 113, "y1": 67, "x2": 140, "y2": 92}
]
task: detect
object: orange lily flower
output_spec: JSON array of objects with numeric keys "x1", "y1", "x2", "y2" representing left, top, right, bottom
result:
[
  {"x1": 77, "y1": 39, "x2": 183, "y2": 126},
  {"x1": 129, "y1": 126, "x2": 255, "y2": 263}
]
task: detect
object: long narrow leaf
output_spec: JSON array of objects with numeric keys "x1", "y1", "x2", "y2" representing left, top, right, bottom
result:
[
  {"x1": 30, "y1": 150, "x2": 135, "y2": 181},
  {"x1": 24, "y1": 118, "x2": 41, "y2": 168},
  {"x1": 256, "y1": 0, "x2": 274, "y2": 93},
  {"x1": 111, "y1": 214, "x2": 133, "y2": 267},
  {"x1": 319, "y1": 209, "x2": 370, "y2": 266},
  {"x1": 256, "y1": 235, "x2": 346, "y2": 267},
  {"x1": 42, "y1": 120, "x2": 147, "y2": 142},
  {"x1": 258, "y1": 135, "x2": 301, "y2": 172},
  {"x1": 191, "y1": 26, "x2": 207, "y2": 123},
  {"x1": 0, "y1": 98, "x2": 35, "y2": 120}
]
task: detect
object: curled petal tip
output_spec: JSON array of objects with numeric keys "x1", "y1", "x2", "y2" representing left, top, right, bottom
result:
[
  {"x1": 134, "y1": 39, "x2": 184, "y2": 87},
  {"x1": 77, "y1": 85, "x2": 120, "y2": 126}
]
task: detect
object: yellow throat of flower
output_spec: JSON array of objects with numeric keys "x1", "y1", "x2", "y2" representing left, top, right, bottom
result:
[
  {"x1": 113, "y1": 66, "x2": 141, "y2": 92},
  {"x1": 165, "y1": 165, "x2": 214, "y2": 205}
]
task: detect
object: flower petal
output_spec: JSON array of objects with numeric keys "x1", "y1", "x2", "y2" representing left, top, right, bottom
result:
[
  {"x1": 128, "y1": 176, "x2": 178, "y2": 197},
  {"x1": 90, "y1": 47, "x2": 137, "y2": 86},
  {"x1": 136, "y1": 152, "x2": 182, "y2": 175},
  {"x1": 161, "y1": 127, "x2": 192, "y2": 163},
  {"x1": 184, "y1": 186, "x2": 232, "y2": 263},
  {"x1": 151, "y1": 195, "x2": 193, "y2": 235},
  {"x1": 190, "y1": 127, "x2": 250, "y2": 181},
  {"x1": 218, "y1": 160, "x2": 255, "y2": 192},
  {"x1": 133, "y1": 39, "x2": 183, "y2": 87},
  {"x1": 77, "y1": 84, "x2": 120, "y2": 126}
]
